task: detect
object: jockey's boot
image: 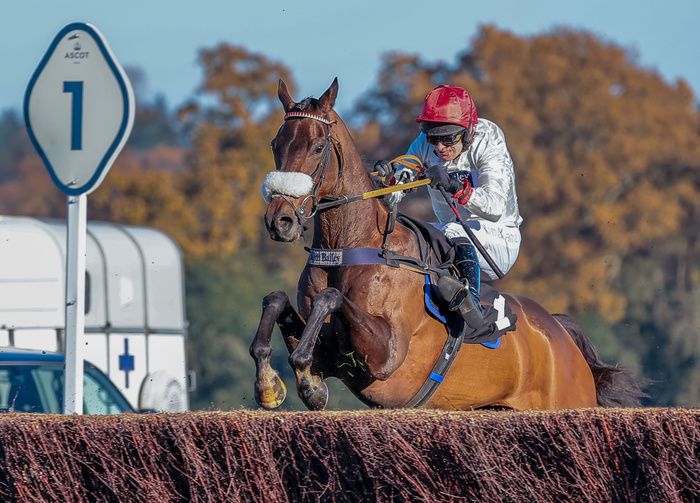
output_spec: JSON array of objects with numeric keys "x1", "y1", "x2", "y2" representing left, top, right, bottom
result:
[{"x1": 437, "y1": 238, "x2": 483, "y2": 331}]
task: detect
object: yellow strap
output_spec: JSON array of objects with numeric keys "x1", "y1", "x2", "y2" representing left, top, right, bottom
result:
[
  {"x1": 361, "y1": 178, "x2": 431, "y2": 200},
  {"x1": 389, "y1": 154, "x2": 423, "y2": 174},
  {"x1": 369, "y1": 154, "x2": 424, "y2": 179}
]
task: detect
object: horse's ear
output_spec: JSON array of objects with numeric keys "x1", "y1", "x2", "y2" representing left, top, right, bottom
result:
[
  {"x1": 318, "y1": 78, "x2": 338, "y2": 112},
  {"x1": 278, "y1": 79, "x2": 295, "y2": 112}
]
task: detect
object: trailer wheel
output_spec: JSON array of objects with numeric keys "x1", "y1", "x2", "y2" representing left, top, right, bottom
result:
[{"x1": 138, "y1": 370, "x2": 186, "y2": 412}]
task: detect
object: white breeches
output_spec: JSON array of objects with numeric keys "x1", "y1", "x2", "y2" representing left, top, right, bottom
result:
[{"x1": 432, "y1": 221, "x2": 521, "y2": 280}]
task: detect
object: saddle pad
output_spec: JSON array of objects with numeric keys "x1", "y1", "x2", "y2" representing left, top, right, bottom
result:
[{"x1": 397, "y1": 213, "x2": 455, "y2": 268}]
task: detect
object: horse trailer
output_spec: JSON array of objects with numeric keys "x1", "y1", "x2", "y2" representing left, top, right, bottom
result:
[{"x1": 0, "y1": 215, "x2": 189, "y2": 412}]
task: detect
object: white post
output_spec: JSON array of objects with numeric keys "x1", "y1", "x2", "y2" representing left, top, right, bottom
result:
[
  {"x1": 26, "y1": 24, "x2": 134, "y2": 414},
  {"x1": 63, "y1": 193, "x2": 87, "y2": 414}
]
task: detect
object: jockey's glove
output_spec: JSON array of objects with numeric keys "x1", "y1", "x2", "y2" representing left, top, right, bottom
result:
[
  {"x1": 425, "y1": 165, "x2": 462, "y2": 194},
  {"x1": 374, "y1": 160, "x2": 416, "y2": 186},
  {"x1": 375, "y1": 160, "x2": 417, "y2": 206},
  {"x1": 453, "y1": 180, "x2": 474, "y2": 205},
  {"x1": 374, "y1": 159, "x2": 394, "y2": 179}
]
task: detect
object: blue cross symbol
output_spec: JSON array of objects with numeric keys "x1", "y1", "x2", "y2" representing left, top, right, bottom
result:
[{"x1": 118, "y1": 338, "x2": 135, "y2": 388}]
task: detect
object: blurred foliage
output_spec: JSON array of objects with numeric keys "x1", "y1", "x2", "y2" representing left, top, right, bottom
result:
[{"x1": 0, "y1": 27, "x2": 698, "y2": 408}]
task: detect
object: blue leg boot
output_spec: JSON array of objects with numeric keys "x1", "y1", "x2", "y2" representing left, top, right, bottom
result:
[
  {"x1": 437, "y1": 238, "x2": 483, "y2": 331},
  {"x1": 455, "y1": 238, "x2": 481, "y2": 307}
]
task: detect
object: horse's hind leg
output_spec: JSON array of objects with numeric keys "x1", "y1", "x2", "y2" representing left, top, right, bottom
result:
[
  {"x1": 249, "y1": 291, "x2": 305, "y2": 409},
  {"x1": 289, "y1": 287, "x2": 343, "y2": 410}
]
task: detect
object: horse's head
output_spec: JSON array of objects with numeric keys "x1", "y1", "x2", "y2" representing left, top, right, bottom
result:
[{"x1": 263, "y1": 78, "x2": 341, "y2": 242}]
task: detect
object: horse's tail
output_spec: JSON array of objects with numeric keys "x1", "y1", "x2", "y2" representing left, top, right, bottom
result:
[{"x1": 553, "y1": 313, "x2": 648, "y2": 407}]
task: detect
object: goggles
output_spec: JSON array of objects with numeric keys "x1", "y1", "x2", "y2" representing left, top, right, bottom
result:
[{"x1": 425, "y1": 131, "x2": 464, "y2": 146}]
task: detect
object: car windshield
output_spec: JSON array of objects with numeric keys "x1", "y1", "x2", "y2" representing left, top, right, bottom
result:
[{"x1": 0, "y1": 363, "x2": 133, "y2": 414}]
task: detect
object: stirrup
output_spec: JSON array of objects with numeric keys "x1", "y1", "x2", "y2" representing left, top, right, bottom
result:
[{"x1": 437, "y1": 276, "x2": 483, "y2": 331}]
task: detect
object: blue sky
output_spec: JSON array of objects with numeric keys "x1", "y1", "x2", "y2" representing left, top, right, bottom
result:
[{"x1": 3, "y1": 0, "x2": 698, "y2": 115}]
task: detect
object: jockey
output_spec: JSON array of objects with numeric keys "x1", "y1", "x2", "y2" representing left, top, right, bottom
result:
[{"x1": 374, "y1": 84, "x2": 522, "y2": 330}]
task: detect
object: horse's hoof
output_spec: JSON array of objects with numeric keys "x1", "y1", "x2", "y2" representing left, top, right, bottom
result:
[
  {"x1": 255, "y1": 373, "x2": 287, "y2": 409},
  {"x1": 300, "y1": 380, "x2": 329, "y2": 411}
]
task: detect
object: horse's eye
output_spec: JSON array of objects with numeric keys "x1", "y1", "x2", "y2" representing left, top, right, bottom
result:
[{"x1": 314, "y1": 143, "x2": 325, "y2": 154}]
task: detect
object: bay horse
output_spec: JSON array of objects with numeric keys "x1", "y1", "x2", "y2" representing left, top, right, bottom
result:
[{"x1": 250, "y1": 78, "x2": 643, "y2": 411}]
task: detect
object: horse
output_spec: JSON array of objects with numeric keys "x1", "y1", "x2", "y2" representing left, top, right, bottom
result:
[{"x1": 250, "y1": 78, "x2": 644, "y2": 411}]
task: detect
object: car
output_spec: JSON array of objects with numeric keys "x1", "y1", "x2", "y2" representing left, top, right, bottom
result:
[{"x1": 0, "y1": 348, "x2": 134, "y2": 414}]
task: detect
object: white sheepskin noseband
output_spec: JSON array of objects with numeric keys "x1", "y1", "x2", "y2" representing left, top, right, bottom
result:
[{"x1": 261, "y1": 171, "x2": 314, "y2": 203}]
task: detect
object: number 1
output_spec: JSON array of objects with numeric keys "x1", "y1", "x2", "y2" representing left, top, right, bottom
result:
[{"x1": 63, "y1": 81, "x2": 83, "y2": 150}]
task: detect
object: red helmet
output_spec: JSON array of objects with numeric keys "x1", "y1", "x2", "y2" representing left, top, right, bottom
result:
[{"x1": 416, "y1": 85, "x2": 478, "y2": 130}]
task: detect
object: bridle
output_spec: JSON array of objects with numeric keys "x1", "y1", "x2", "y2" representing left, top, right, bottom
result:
[
  {"x1": 267, "y1": 111, "x2": 435, "y2": 258},
  {"x1": 271, "y1": 110, "x2": 344, "y2": 223}
]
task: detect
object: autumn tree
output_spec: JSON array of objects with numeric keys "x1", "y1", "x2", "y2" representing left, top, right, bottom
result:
[
  {"x1": 175, "y1": 44, "x2": 297, "y2": 259},
  {"x1": 0, "y1": 110, "x2": 28, "y2": 183},
  {"x1": 351, "y1": 53, "x2": 448, "y2": 160},
  {"x1": 0, "y1": 113, "x2": 65, "y2": 217},
  {"x1": 89, "y1": 146, "x2": 195, "y2": 247},
  {"x1": 453, "y1": 27, "x2": 700, "y2": 320}
]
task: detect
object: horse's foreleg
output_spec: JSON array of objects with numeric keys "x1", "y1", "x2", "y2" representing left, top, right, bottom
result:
[
  {"x1": 249, "y1": 291, "x2": 304, "y2": 409},
  {"x1": 289, "y1": 287, "x2": 343, "y2": 410}
]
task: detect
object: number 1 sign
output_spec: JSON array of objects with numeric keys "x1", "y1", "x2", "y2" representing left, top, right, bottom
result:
[
  {"x1": 23, "y1": 23, "x2": 134, "y2": 414},
  {"x1": 24, "y1": 22, "x2": 134, "y2": 195}
]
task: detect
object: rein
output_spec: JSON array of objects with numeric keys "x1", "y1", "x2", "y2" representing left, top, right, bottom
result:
[
  {"x1": 314, "y1": 155, "x2": 428, "y2": 211},
  {"x1": 315, "y1": 175, "x2": 431, "y2": 211}
]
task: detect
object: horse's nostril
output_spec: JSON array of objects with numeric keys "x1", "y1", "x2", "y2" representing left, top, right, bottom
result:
[{"x1": 276, "y1": 215, "x2": 295, "y2": 233}]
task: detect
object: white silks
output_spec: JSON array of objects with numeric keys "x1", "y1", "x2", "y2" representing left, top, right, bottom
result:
[{"x1": 261, "y1": 171, "x2": 314, "y2": 203}]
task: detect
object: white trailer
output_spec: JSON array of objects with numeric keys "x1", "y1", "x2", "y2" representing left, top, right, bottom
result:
[{"x1": 0, "y1": 215, "x2": 189, "y2": 412}]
